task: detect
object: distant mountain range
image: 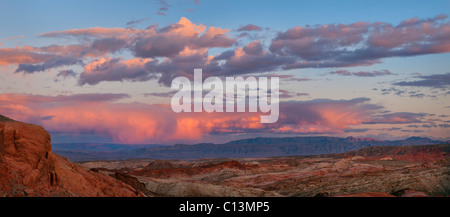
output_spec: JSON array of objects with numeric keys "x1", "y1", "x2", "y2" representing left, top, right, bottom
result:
[
  {"x1": 53, "y1": 143, "x2": 163, "y2": 152},
  {"x1": 53, "y1": 136, "x2": 449, "y2": 161}
]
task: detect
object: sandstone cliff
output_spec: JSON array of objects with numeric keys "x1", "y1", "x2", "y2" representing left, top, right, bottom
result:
[{"x1": 0, "y1": 115, "x2": 143, "y2": 197}]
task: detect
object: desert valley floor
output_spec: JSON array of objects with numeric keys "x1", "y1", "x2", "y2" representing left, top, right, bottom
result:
[{"x1": 79, "y1": 145, "x2": 450, "y2": 197}]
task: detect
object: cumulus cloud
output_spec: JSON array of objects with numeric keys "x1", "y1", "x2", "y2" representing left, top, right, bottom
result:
[
  {"x1": 270, "y1": 14, "x2": 450, "y2": 69},
  {"x1": 54, "y1": 69, "x2": 78, "y2": 82},
  {"x1": 156, "y1": 0, "x2": 170, "y2": 16},
  {"x1": 56, "y1": 69, "x2": 77, "y2": 79},
  {"x1": 278, "y1": 90, "x2": 309, "y2": 98},
  {"x1": 132, "y1": 18, "x2": 235, "y2": 58},
  {"x1": 14, "y1": 17, "x2": 237, "y2": 84},
  {"x1": 439, "y1": 124, "x2": 450, "y2": 128},
  {"x1": 0, "y1": 46, "x2": 54, "y2": 66},
  {"x1": 0, "y1": 93, "x2": 397, "y2": 143},
  {"x1": 270, "y1": 22, "x2": 371, "y2": 61},
  {"x1": 2, "y1": 42, "x2": 129, "y2": 74},
  {"x1": 330, "y1": 69, "x2": 393, "y2": 77},
  {"x1": 91, "y1": 37, "x2": 128, "y2": 53},
  {"x1": 393, "y1": 72, "x2": 450, "y2": 88},
  {"x1": 143, "y1": 91, "x2": 178, "y2": 98},
  {"x1": 237, "y1": 24, "x2": 263, "y2": 32},
  {"x1": 363, "y1": 112, "x2": 428, "y2": 124},
  {"x1": 41, "y1": 27, "x2": 139, "y2": 39},
  {"x1": 79, "y1": 57, "x2": 156, "y2": 85},
  {"x1": 126, "y1": 18, "x2": 150, "y2": 28},
  {"x1": 145, "y1": 47, "x2": 214, "y2": 85},
  {"x1": 15, "y1": 56, "x2": 82, "y2": 74},
  {"x1": 0, "y1": 93, "x2": 129, "y2": 105},
  {"x1": 5, "y1": 15, "x2": 450, "y2": 87},
  {"x1": 205, "y1": 41, "x2": 295, "y2": 77}
]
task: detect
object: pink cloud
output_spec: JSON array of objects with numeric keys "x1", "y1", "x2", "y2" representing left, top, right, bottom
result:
[
  {"x1": 11, "y1": 17, "x2": 234, "y2": 75},
  {"x1": 369, "y1": 15, "x2": 449, "y2": 48},
  {"x1": 0, "y1": 93, "x2": 411, "y2": 144},
  {"x1": 79, "y1": 57, "x2": 154, "y2": 85},
  {"x1": 41, "y1": 27, "x2": 139, "y2": 39},
  {"x1": 237, "y1": 24, "x2": 263, "y2": 32},
  {"x1": 4, "y1": 15, "x2": 450, "y2": 87},
  {"x1": 270, "y1": 14, "x2": 450, "y2": 69},
  {"x1": 133, "y1": 17, "x2": 235, "y2": 58},
  {"x1": 193, "y1": 26, "x2": 235, "y2": 48},
  {"x1": 0, "y1": 46, "x2": 53, "y2": 66}
]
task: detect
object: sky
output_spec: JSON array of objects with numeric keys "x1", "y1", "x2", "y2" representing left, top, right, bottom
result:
[{"x1": 0, "y1": 0, "x2": 449, "y2": 144}]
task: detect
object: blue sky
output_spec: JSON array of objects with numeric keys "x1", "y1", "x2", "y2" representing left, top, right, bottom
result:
[{"x1": 2, "y1": 0, "x2": 449, "y2": 40}]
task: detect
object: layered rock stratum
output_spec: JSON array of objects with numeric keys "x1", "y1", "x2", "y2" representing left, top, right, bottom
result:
[{"x1": 84, "y1": 145, "x2": 450, "y2": 197}]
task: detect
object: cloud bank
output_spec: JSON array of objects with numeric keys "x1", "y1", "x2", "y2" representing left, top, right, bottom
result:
[
  {"x1": 1, "y1": 15, "x2": 448, "y2": 87},
  {"x1": 0, "y1": 93, "x2": 433, "y2": 144}
]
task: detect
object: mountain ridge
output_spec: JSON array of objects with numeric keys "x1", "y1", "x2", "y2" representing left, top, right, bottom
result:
[{"x1": 53, "y1": 136, "x2": 448, "y2": 161}]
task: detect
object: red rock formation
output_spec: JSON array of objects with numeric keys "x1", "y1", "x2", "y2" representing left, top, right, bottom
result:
[
  {"x1": 145, "y1": 159, "x2": 176, "y2": 170},
  {"x1": 110, "y1": 172, "x2": 155, "y2": 196},
  {"x1": 332, "y1": 192, "x2": 396, "y2": 197},
  {"x1": 0, "y1": 116, "x2": 143, "y2": 197},
  {"x1": 392, "y1": 188, "x2": 429, "y2": 197},
  {"x1": 343, "y1": 145, "x2": 449, "y2": 163},
  {"x1": 130, "y1": 160, "x2": 257, "y2": 178}
]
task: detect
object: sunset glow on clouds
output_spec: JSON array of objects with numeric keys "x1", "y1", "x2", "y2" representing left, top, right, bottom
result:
[
  {"x1": 0, "y1": 0, "x2": 449, "y2": 144},
  {"x1": 0, "y1": 92, "x2": 439, "y2": 144}
]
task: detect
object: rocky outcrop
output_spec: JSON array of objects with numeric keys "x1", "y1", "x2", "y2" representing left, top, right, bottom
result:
[
  {"x1": 145, "y1": 159, "x2": 176, "y2": 170},
  {"x1": 110, "y1": 172, "x2": 154, "y2": 196},
  {"x1": 142, "y1": 179, "x2": 281, "y2": 197},
  {"x1": 130, "y1": 160, "x2": 257, "y2": 178},
  {"x1": 343, "y1": 145, "x2": 449, "y2": 162},
  {"x1": 0, "y1": 115, "x2": 143, "y2": 197},
  {"x1": 332, "y1": 192, "x2": 396, "y2": 197}
]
